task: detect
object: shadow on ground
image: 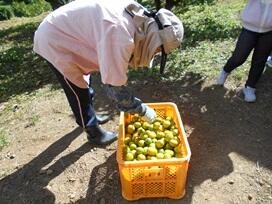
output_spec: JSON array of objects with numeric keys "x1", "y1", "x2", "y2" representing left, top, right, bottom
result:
[
  {"x1": 71, "y1": 71, "x2": 271, "y2": 203},
  {"x1": 1, "y1": 71, "x2": 269, "y2": 203},
  {"x1": 0, "y1": 127, "x2": 89, "y2": 203}
]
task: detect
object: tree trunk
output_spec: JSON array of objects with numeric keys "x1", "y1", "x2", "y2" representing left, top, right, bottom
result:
[
  {"x1": 165, "y1": 0, "x2": 175, "y2": 10},
  {"x1": 154, "y1": 0, "x2": 162, "y2": 10}
]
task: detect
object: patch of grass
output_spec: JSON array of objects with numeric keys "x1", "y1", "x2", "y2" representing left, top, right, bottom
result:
[
  {"x1": 0, "y1": 16, "x2": 57, "y2": 103},
  {"x1": 26, "y1": 113, "x2": 40, "y2": 127},
  {"x1": 128, "y1": 0, "x2": 250, "y2": 85},
  {"x1": 0, "y1": 128, "x2": 9, "y2": 150}
]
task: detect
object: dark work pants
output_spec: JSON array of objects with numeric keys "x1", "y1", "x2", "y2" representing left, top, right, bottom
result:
[
  {"x1": 48, "y1": 63, "x2": 97, "y2": 128},
  {"x1": 223, "y1": 28, "x2": 272, "y2": 88}
]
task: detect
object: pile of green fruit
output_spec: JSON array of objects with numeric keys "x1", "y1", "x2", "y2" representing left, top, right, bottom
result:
[{"x1": 123, "y1": 113, "x2": 185, "y2": 161}]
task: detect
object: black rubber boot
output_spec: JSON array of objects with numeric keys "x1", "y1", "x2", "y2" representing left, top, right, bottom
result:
[
  {"x1": 86, "y1": 124, "x2": 117, "y2": 145},
  {"x1": 96, "y1": 114, "x2": 110, "y2": 124}
]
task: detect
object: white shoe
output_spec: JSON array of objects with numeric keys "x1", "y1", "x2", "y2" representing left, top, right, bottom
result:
[
  {"x1": 243, "y1": 86, "x2": 256, "y2": 102},
  {"x1": 266, "y1": 56, "x2": 272, "y2": 68},
  {"x1": 217, "y1": 69, "x2": 229, "y2": 85}
]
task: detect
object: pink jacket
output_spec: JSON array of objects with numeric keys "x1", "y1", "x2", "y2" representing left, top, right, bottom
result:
[
  {"x1": 33, "y1": 0, "x2": 135, "y2": 88},
  {"x1": 241, "y1": 0, "x2": 272, "y2": 33}
]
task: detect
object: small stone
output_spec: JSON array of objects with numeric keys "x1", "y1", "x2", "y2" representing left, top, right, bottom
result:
[
  {"x1": 228, "y1": 180, "x2": 234, "y2": 185},
  {"x1": 68, "y1": 177, "x2": 76, "y2": 182},
  {"x1": 93, "y1": 147, "x2": 97, "y2": 151},
  {"x1": 46, "y1": 169, "x2": 53, "y2": 175},
  {"x1": 68, "y1": 193, "x2": 75, "y2": 199},
  {"x1": 12, "y1": 105, "x2": 19, "y2": 112},
  {"x1": 90, "y1": 149, "x2": 94, "y2": 152},
  {"x1": 248, "y1": 195, "x2": 253, "y2": 200},
  {"x1": 43, "y1": 185, "x2": 52, "y2": 190},
  {"x1": 9, "y1": 154, "x2": 16, "y2": 159},
  {"x1": 99, "y1": 198, "x2": 105, "y2": 204}
]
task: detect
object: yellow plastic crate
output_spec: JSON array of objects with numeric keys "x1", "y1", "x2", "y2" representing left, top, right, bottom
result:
[{"x1": 116, "y1": 102, "x2": 191, "y2": 201}]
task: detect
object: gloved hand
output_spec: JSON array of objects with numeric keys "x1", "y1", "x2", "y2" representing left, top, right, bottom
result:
[{"x1": 142, "y1": 106, "x2": 156, "y2": 123}]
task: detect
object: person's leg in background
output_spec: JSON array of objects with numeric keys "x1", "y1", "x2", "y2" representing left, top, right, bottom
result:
[
  {"x1": 266, "y1": 52, "x2": 272, "y2": 68},
  {"x1": 217, "y1": 28, "x2": 257, "y2": 85},
  {"x1": 49, "y1": 64, "x2": 117, "y2": 145},
  {"x1": 243, "y1": 31, "x2": 272, "y2": 102}
]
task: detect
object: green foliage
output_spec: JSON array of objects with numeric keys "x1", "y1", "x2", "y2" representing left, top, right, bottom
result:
[
  {"x1": 0, "y1": 0, "x2": 51, "y2": 20},
  {"x1": 180, "y1": 2, "x2": 244, "y2": 46},
  {"x1": 3, "y1": 0, "x2": 34, "y2": 4},
  {"x1": 0, "y1": 128, "x2": 8, "y2": 150},
  {"x1": 128, "y1": 1, "x2": 249, "y2": 83},
  {"x1": 137, "y1": 0, "x2": 215, "y2": 10},
  {"x1": 0, "y1": 21, "x2": 55, "y2": 102},
  {"x1": 11, "y1": 0, "x2": 51, "y2": 17},
  {"x1": 0, "y1": 5, "x2": 13, "y2": 20}
]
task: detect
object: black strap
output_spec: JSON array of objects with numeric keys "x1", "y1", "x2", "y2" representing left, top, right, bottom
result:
[{"x1": 127, "y1": 6, "x2": 167, "y2": 74}]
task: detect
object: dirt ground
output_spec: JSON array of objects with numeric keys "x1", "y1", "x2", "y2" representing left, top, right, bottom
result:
[{"x1": 0, "y1": 71, "x2": 272, "y2": 204}]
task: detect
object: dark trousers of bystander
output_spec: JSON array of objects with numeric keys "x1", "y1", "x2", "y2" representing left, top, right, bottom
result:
[{"x1": 223, "y1": 28, "x2": 272, "y2": 88}]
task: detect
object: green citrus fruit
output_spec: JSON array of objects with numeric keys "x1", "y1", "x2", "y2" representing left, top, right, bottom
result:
[
  {"x1": 164, "y1": 153, "x2": 172, "y2": 159},
  {"x1": 148, "y1": 124, "x2": 154, "y2": 131},
  {"x1": 146, "y1": 130, "x2": 156, "y2": 139},
  {"x1": 164, "y1": 149, "x2": 174, "y2": 157},
  {"x1": 156, "y1": 131, "x2": 165, "y2": 139},
  {"x1": 166, "y1": 116, "x2": 173, "y2": 122},
  {"x1": 162, "y1": 120, "x2": 171, "y2": 129},
  {"x1": 137, "y1": 154, "x2": 146, "y2": 160},
  {"x1": 132, "y1": 114, "x2": 140, "y2": 122},
  {"x1": 137, "y1": 139, "x2": 145, "y2": 147},
  {"x1": 172, "y1": 129, "x2": 179, "y2": 136},
  {"x1": 169, "y1": 138, "x2": 179, "y2": 147},
  {"x1": 123, "y1": 146, "x2": 130, "y2": 154},
  {"x1": 165, "y1": 130, "x2": 174, "y2": 142},
  {"x1": 153, "y1": 122, "x2": 161, "y2": 130},
  {"x1": 156, "y1": 153, "x2": 164, "y2": 159},
  {"x1": 124, "y1": 137, "x2": 131, "y2": 145},
  {"x1": 131, "y1": 149, "x2": 137, "y2": 156},
  {"x1": 125, "y1": 152, "x2": 134, "y2": 161},
  {"x1": 137, "y1": 127, "x2": 145, "y2": 134},
  {"x1": 136, "y1": 147, "x2": 145, "y2": 155},
  {"x1": 143, "y1": 146, "x2": 149, "y2": 155},
  {"x1": 165, "y1": 143, "x2": 173, "y2": 150},
  {"x1": 134, "y1": 121, "x2": 141, "y2": 129},
  {"x1": 147, "y1": 147, "x2": 158, "y2": 156},
  {"x1": 155, "y1": 139, "x2": 165, "y2": 149},
  {"x1": 129, "y1": 143, "x2": 137, "y2": 150},
  {"x1": 127, "y1": 124, "x2": 135, "y2": 134},
  {"x1": 152, "y1": 138, "x2": 157, "y2": 143},
  {"x1": 155, "y1": 117, "x2": 163, "y2": 123},
  {"x1": 142, "y1": 122, "x2": 150, "y2": 130},
  {"x1": 141, "y1": 134, "x2": 148, "y2": 140},
  {"x1": 158, "y1": 148, "x2": 164, "y2": 154},
  {"x1": 144, "y1": 138, "x2": 152, "y2": 146}
]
